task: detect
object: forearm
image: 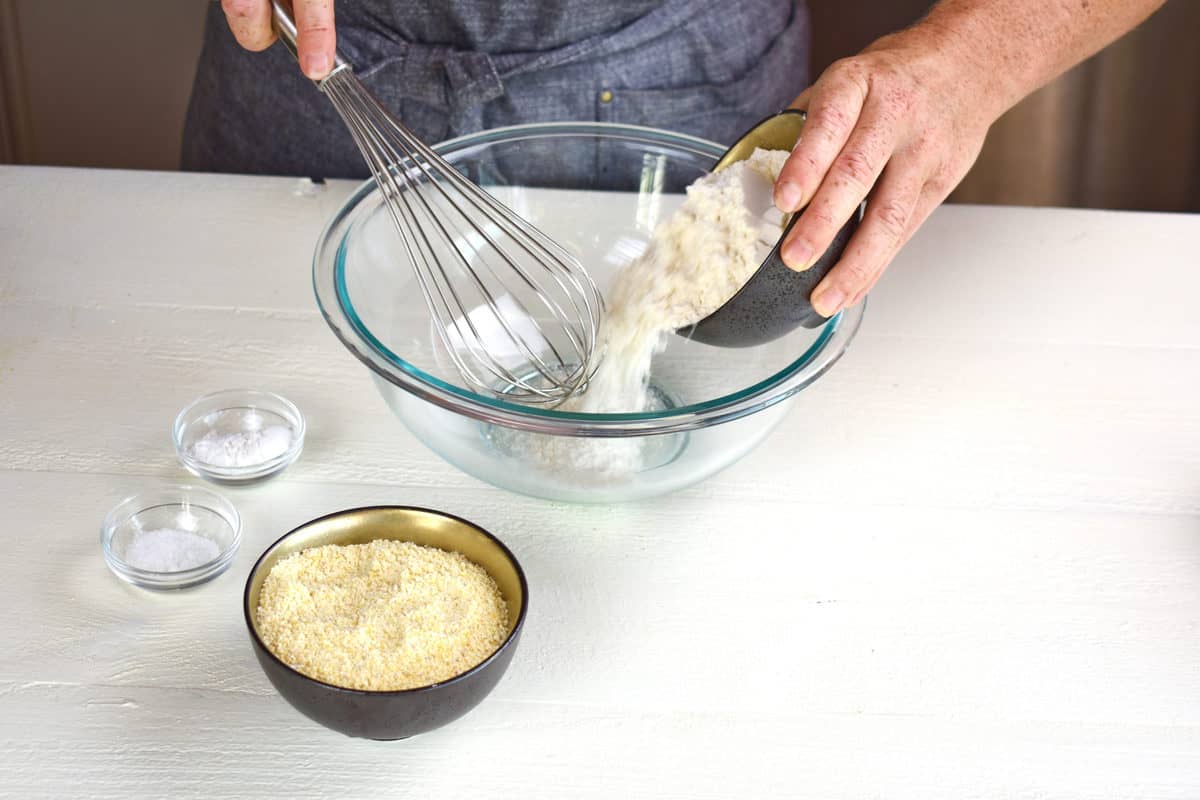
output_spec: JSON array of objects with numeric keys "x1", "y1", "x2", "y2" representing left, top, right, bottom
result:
[
  {"x1": 911, "y1": 0, "x2": 1167, "y2": 121},
  {"x1": 775, "y1": 0, "x2": 1166, "y2": 314}
]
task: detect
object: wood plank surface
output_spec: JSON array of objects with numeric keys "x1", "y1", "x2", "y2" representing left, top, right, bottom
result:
[{"x1": 1, "y1": 165, "x2": 1197, "y2": 798}]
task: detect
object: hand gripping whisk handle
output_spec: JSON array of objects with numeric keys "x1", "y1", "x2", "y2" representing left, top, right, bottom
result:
[
  {"x1": 268, "y1": 0, "x2": 602, "y2": 405},
  {"x1": 270, "y1": 0, "x2": 351, "y2": 83}
]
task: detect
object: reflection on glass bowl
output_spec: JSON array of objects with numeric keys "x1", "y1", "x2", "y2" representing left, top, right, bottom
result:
[{"x1": 314, "y1": 122, "x2": 865, "y2": 503}]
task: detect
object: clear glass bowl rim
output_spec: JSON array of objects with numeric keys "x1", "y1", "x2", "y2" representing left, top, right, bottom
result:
[
  {"x1": 313, "y1": 121, "x2": 866, "y2": 436},
  {"x1": 172, "y1": 388, "x2": 307, "y2": 480},
  {"x1": 100, "y1": 484, "x2": 243, "y2": 588}
]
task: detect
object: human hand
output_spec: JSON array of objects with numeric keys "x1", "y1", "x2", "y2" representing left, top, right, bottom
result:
[
  {"x1": 221, "y1": 0, "x2": 336, "y2": 80},
  {"x1": 774, "y1": 25, "x2": 999, "y2": 317}
]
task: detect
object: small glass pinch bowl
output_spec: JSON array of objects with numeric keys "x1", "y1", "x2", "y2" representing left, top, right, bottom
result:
[
  {"x1": 101, "y1": 485, "x2": 242, "y2": 590},
  {"x1": 173, "y1": 389, "x2": 305, "y2": 483}
]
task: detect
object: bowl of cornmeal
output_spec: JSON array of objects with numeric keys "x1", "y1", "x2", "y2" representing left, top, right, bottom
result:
[
  {"x1": 314, "y1": 122, "x2": 866, "y2": 503},
  {"x1": 243, "y1": 506, "x2": 527, "y2": 740}
]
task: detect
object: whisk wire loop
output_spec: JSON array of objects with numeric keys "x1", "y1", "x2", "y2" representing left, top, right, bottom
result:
[{"x1": 314, "y1": 56, "x2": 602, "y2": 405}]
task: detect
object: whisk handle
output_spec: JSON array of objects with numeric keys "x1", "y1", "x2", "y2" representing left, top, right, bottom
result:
[{"x1": 270, "y1": 0, "x2": 351, "y2": 84}]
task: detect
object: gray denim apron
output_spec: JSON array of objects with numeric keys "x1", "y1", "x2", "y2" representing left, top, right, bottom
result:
[{"x1": 182, "y1": 0, "x2": 810, "y2": 178}]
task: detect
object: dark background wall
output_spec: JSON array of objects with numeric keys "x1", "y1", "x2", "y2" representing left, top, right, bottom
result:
[
  {"x1": 808, "y1": 0, "x2": 1200, "y2": 211},
  {"x1": 2, "y1": 0, "x2": 1196, "y2": 211}
]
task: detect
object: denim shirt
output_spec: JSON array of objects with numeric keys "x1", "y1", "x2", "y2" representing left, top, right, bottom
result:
[{"x1": 182, "y1": 0, "x2": 810, "y2": 178}]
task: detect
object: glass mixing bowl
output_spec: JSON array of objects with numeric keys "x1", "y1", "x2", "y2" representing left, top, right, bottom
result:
[{"x1": 314, "y1": 122, "x2": 865, "y2": 503}]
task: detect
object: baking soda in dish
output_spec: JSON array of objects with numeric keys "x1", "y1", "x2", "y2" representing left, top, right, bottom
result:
[
  {"x1": 188, "y1": 425, "x2": 293, "y2": 468},
  {"x1": 496, "y1": 148, "x2": 792, "y2": 478},
  {"x1": 124, "y1": 528, "x2": 220, "y2": 572}
]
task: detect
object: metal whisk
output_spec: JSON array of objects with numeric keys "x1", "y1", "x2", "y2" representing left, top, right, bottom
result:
[{"x1": 271, "y1": 2, "x2": 602, "y2": 405}]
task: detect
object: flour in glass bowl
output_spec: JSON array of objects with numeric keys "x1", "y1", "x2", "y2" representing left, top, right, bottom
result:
[
  {"x1": 581, "y1": 147, "x2": 791, "y2": 414},
  {"x1": 494, "y1": 148, "x2": 793, "y2": 477}
]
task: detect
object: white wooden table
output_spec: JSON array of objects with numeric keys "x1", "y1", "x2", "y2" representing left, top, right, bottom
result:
[{"x1": 1, "y1": 165, "x2": 1198, "y2": 799}]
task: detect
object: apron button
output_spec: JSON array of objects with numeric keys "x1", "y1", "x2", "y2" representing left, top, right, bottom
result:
[{"x1": 598, "y1": 89, "x2": 614, "y2": 104}]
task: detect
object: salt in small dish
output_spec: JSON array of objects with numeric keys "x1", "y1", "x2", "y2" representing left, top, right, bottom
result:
[
  {"x1": 101, "y1": 485, "x2": 241, "y2": 590},
  {"x1": 174, "y1": 389, "x2": 305, "y2": 483}
]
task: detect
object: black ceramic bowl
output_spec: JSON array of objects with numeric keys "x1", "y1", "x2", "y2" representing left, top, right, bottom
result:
[
  {"x1": 243, "y1": 506, "x2": 528, "y2": 740},
  {"x1": 686, "y1": 109, "x2": 863, "y2": 347}
]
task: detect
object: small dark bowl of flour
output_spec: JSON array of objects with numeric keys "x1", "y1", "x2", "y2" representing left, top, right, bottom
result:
[
  {"x1": 173, "y1": 389, "x2": 305, "y2": 483},
  {"x1": 243, "y1": 506, "x2": 528, "y2": 740}
]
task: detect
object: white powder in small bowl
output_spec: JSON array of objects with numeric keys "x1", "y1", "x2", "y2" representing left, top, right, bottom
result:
[
  {"x1": 188, "y1": 425, "x2": 293, "y2": 468},
  {"x1": 124, "y1": 528, "x2": 221, "y2": 573}
]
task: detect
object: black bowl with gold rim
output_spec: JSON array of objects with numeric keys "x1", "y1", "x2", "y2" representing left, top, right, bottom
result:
[
  {"x1": 683, "y1": 109, "x2": 863, "y2": 347},
  {"x1": 243, "y1": 506, "x2": 528, "y2": 740}
]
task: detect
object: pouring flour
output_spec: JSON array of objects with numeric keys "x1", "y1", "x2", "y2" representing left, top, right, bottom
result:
[
  {"x1": 579, "y1": 146, "x2": 792, "y2": 415},
  {"x1": 491, "y1": 147, "x2": 793, "y2": 476}
]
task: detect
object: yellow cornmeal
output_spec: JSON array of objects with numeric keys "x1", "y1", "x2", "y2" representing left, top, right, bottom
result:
[{"x1": 256, "y1": 539, "x2": 509, "y2": 691}]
